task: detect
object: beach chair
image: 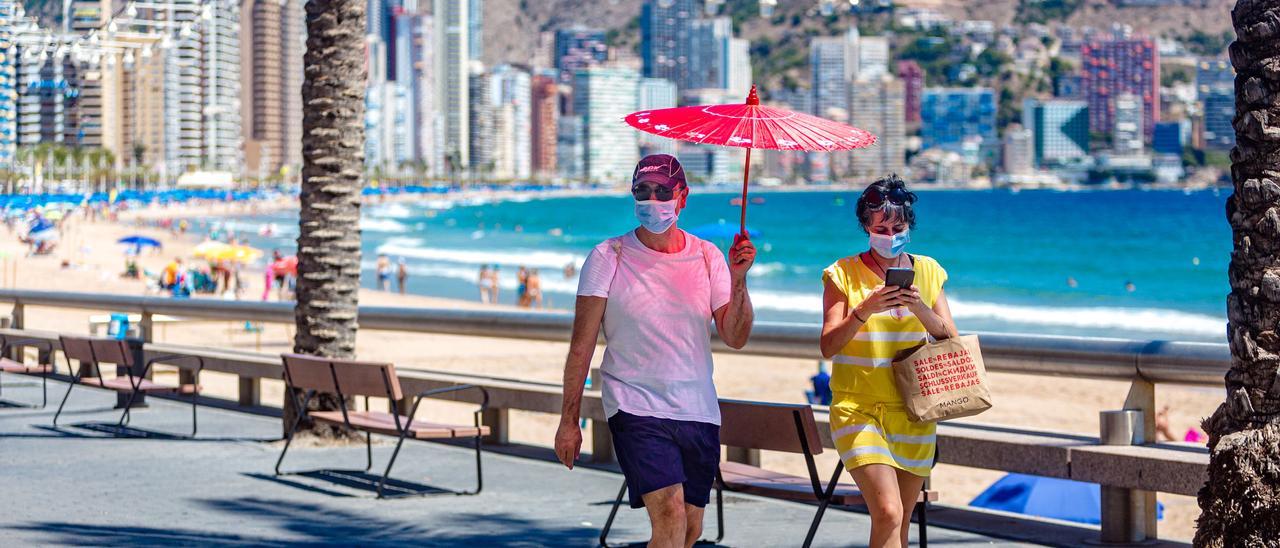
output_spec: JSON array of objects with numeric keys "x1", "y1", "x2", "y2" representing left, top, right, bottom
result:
[
  {"x1": 598, "y1": 400, "x2": 937, "y2": 548},
  {"x1": 52, "y1": 335, "x2": 204, "y2": 437},
  {"x1": 0, "y1": 335, "x2": 56, "y2": 408},
  {"x1": 276, "y1": 353, "x2": 490, "y2": 498}
]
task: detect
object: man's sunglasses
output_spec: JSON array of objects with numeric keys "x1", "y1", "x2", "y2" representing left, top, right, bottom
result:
[
  {"x1": 861, "y1": 186, "x2": 914, "y2": 210},
  {"x1": 632, "y1": 184, "x2": 682, "y2": 201}
]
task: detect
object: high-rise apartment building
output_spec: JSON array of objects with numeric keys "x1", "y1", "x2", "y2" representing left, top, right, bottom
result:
[
  {"x1": 241, "y1": 0, "x2": 303, "y2": 177},
  {"x1": 857, "y1": 36, "x2": 889, "y2": 80},
  {"x1": 1022, "y1": 99, "x2": 1089, "y2": 167},
  {"x1": 202, "y1": 0, "x2": 242, "y2": 172},
  {"x1": 434, "y1": 0, "x2": 471, "y2": 172},
  {"x1": 1153, "y1": 121, "x2": 1186, "y2": 156},
  {"x1": 640, "y1": 0, "x2": 699, "y2": 90},
  {"x1": 468, "y1": 64, "x2": 492, "y2": 174},
  {"x1": 490, "y1": 65, "x2": 530, "y2": 180},
  {"x1": 468, "y1": 0, "x2": 483, "y2": 61},
  {"x1": 0, "y1": 1, "x2": 18, "y2": 169},
  {"x1": 1113, "y1": 93, "x2": 1143, "y2": 155},
  {"x1": 557, "y1": 113, "x2": 584, "y2": 181},
  {"x1": 637, "y1": 77, "x2": 678, "y2": 157},
  {"x1": 920, "y1": 87, "x2": 998, "y2": 162},
  {"x1": 848, "y1": 75, "x2": 905, "y2": 179},
  {"x1": 408, "y1": 13, "x2": 436, "y2": 170},
  {"x1": 530, "y1": 73, "x2": 557, "y2": 176},
  {"x1": 1002, "y1": 124, "x2": 1034, "y2": 176},
  {"x1": 553, "y1": 28, "x2": 607, "y2": 83},
  {"x1": 573, "y1": 66, "x2": 637, "y2": 183},
  {"x1": 896, "y1": 60, "x2": 924, "y2": 126},
  {"x1": 809, "y1": 29, "x2": 858, "y2": 122},
  {"x1": 688, "y1": 17, "x2": 750, "y2": 97},
  {"x1": 1080, "y1": 37, "x2": 1159, "y2": 138},
  {"x1": 1197, "y1": 58, "x2": 1234, "y2": 150}
]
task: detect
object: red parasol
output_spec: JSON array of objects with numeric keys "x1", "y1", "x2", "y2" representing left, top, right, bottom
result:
[{"x1": 625, "y1": 84, "x2": 877, "y2": 236}]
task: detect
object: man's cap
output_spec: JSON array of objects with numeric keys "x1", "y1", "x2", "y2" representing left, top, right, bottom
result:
[{"x1": 631, "y1": 154, "x2": 686, "y2": 189}]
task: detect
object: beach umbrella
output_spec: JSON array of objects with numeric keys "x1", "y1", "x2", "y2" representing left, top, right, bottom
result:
[
  {"x1": 969, "y1": 473, "x2": 1163, "y2": 525},
  {"x1": 625, "y1": 84, "x2": 876, "y2": 236},
  {"x1": 118, "y1": 235, "x2": 162, "y2": 249},
  {"x1": 193, "y1": 242, "x2": 263, "y2": 263}
]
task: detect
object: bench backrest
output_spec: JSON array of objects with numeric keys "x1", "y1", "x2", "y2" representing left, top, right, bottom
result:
[
  {"x1": 280, "y1": 353, "x2": 403, "y2": 401},
  {"x1": 718, "y1": 399, "x2": 824, "y2": 456},
  {"x1": 59, "y1": 335, "x2": 133, "y2": 367}
]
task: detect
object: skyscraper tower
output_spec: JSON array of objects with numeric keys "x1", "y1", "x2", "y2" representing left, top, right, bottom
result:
[
  {"x1": 640, "y1": 0, "x2": 699, "y2": 90},
  {"x1": 434, "y1": 0, "x2": 470, "y2": 172}
]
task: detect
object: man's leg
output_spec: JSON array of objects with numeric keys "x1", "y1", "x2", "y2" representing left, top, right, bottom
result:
[
  {"x1": 683, "y1": 504, "x2": 705, "y2": 547},
  {"x1": 641, "y1": 484, "x2": 686, "y2": 548}
]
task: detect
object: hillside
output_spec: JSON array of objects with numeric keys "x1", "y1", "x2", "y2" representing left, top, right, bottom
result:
[{"x1": 480, "y1": 0, "x2": 1237, "y2": 93}]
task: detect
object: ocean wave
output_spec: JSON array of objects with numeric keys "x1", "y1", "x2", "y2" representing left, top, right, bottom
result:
[
  {"x1": 946, "y1": 297, "x2": 1224, "y2": 337},
  {"x1": 719, "y1": 289, "x2": 1224, "y2": 337},
  {"x1": 375, "y1": 242, "x2": 584, "y2": 270},
  {"x1": 361, "y1": 219, "x2": 410, "y2": 233},
  {"x1": 368, "y1": 203, "x2": 414, "y2": 219}
]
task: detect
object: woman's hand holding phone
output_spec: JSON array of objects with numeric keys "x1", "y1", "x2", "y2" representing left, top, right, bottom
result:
[{"x1": 855, "y1": 285, "x2": 910, "y2": 319}]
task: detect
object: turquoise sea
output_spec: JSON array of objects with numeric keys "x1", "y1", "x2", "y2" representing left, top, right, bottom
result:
[{"x1": 225, "y1": 188, "x2": 1233, "y2": 343}]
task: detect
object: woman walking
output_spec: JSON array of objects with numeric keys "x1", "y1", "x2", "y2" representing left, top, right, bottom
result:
[{"x1": 819, "y1": 175, "x2": 958, "y2": 548}]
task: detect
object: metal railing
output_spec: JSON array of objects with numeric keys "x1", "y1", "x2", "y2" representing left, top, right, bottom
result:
[
  {"x1": 0, "y1": 288, "x2": 1230, "y2": 384},
  {"x1": 0, "y1": 289, "x2": 1222, "y2": 543}
]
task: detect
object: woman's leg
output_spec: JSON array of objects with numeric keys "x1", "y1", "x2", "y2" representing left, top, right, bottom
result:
[
  {"x1": 849, "y1": 464, "x2": 906, "y2": 548},
  {"x1": 895, "y1": 468, "x2": 928, "y2": 547}
]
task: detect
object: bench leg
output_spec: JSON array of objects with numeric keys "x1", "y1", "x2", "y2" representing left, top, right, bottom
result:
[
  {"x1": 375, "y1": 433, "x2": 409, "y2": 499},
  {"x1": 52, "y1": 369, "x2": 82, "y2": 427},
  {"x1": 41, "y1": 367, "x2": 48, "y2": 408},
  {"x1": 470, "y1": 431, "x2": 484, "y2": 495},
  {"x1": 702, "y1": 483, "x2": 724, "y2": 545},
  {"x1": 274, "y1": 405, "x2": 307, "y2": 475},
  {"x1": 598, "y1": 480, "x2": 628, "y2": 548},
  {"x1": 918, "y1": 499, "x2": 928, "y2": 548},
  {"x1": 804, "y1": 461, "x2": 846, "y2": 548}
]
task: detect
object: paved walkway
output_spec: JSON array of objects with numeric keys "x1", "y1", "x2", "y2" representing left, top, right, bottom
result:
[{"x1": 0, "y1": 379, "x2": 1037, "y2": 546}]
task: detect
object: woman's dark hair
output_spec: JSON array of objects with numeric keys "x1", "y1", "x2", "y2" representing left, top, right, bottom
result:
[{"x1": 855, "y1": 174, "x2": 917, "y2": 234}]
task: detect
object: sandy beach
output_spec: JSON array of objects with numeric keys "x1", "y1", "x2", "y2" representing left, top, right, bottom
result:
[{"x1": 1, "y1": 195, "x2": 1221, "y2": 541}]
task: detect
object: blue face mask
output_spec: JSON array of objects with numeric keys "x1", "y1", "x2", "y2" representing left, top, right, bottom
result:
[
  {"x1": 635, "y1": 199, "x2": 679, "y2": 234},
  {"x1": 869, "y1": 229, "x2": 910, "y2": 258}
]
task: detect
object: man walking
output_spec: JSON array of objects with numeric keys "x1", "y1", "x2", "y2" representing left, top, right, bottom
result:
[{"x1": 555, "y1": 154, "x2": 755, "y2": 548}]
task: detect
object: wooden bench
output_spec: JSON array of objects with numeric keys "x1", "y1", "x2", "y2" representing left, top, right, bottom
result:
[
  {"x1": 599, "y1": 399, "x2": 938, "y2": 547},
  {"x1": 276, "y1": 353, "x2": 491, "y2": 499},
  {"x1": 53, "y1": 335, "x2": 204, "y2": 437},
  {"x1": 0, "y1": 334, "x2": 55, "y2": 408}
]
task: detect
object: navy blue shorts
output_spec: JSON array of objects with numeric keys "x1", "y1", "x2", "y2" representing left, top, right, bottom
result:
[{"x1": 608, "y1": 411, "x2": 720, "y2": 509}]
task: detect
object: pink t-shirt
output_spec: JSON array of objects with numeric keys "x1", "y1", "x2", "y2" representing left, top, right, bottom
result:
[{"x1": 577, "y1": 230, "x2": 732, "y2": 425}]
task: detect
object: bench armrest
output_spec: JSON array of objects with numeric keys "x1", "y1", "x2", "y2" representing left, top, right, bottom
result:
[
  {"x1": 142, "y1": 354, "x2": 205, "y2": 382},
  {"x1": 405, "y1": 385, "x2": 490, "y2": 433}
]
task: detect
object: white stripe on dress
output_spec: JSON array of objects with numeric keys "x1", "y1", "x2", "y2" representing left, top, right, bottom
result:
[
  {"x1": 832, "y1": 423, "x2": 881, "y2": 440},
  {"x1": 839, "y1": 445, "x2": 933, "y2": 469},
  {"x1": 832, "y1": 424, "x2": 936, "y2": 445},
  {"x1": 852, "y1": 331, "x2": 929, "y2": 343},
  {"x1": 831, "y1": 355, "x2": 893, "y2": 368}
]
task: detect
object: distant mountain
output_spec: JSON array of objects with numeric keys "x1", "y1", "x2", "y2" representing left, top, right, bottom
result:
[{"x1": 479, "y1": 0, "x2": 1236, "y2": 92}]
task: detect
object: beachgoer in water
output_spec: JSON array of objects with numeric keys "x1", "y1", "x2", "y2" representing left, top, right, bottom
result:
[
  {"x1": 527, "y1": 268, "x2": 543, "y2": 309},
  {"x1": 1067, "y1": 276, "x2": 1078, "y2": 288},
  {"x1": 396, "y1": 258, "x2": 409, "y2": 294},
  {"x1": 1125, "y1": 280, "x2": 1136, "y2": 292},
  {"x1": 564, "y1": 262, "x2": 576, "y2": 279},
  {"x1": 478, "y1": 265, "x2": 492, "y2": 304},
  {"x1": 819, "y1": 175, "x2": 958, "y2": 548},
  {"x1": 556, "y1": 154, "x2": 757, "y2": 547},
  {"x1": 489, "y1": 265, "x2": 501, "y2": 304},
  {"x1": 376, "y1": 254, "x2": 391, "y2": 291},
  {"x1": 516, "y1": 266, "x2": 530, "y2": 307}
]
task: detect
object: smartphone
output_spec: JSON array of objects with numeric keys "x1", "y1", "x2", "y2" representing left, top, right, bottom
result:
[{"x1": 885, "y1": 267, "x2": 915, "y2": 289}]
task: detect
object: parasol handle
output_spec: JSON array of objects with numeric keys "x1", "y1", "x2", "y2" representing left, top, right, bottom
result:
[{"x1": 739, "y1": 148, "x2": 751, "y2": 238}]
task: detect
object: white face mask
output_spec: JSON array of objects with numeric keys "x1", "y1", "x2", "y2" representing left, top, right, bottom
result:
[
  {"x1": 635, "y1": 199, "x2": 679, "y2": 234},
  {"x1": 869, "y1": 229, "x2": 910, "y2": 258}
]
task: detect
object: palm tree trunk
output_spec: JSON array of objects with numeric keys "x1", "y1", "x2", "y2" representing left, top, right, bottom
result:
[
  {"x1": 1196, "y1": 1, "x2": 1280, "y2": 545},
  {"x1": 284, "y1": 0, "x2": 367, "y2": 438}
]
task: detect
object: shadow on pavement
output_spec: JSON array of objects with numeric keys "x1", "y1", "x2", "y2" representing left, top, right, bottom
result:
[{"x1": 12, "y1": 497, "x2": 601, "y2": 546}]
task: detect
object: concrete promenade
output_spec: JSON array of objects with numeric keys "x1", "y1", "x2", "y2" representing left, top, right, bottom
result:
[{"x1": 0, "y1": 379, "x2": 1056, "y2": 546}]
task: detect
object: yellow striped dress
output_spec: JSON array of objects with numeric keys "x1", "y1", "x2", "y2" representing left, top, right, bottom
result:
[{"x1": 822, "y1": 253, "x2": 947, "y2": 477}]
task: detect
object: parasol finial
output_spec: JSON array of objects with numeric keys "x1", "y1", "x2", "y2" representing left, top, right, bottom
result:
[{"x1": 745, "y1": 84, "x2": 759, "y2": 106}]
